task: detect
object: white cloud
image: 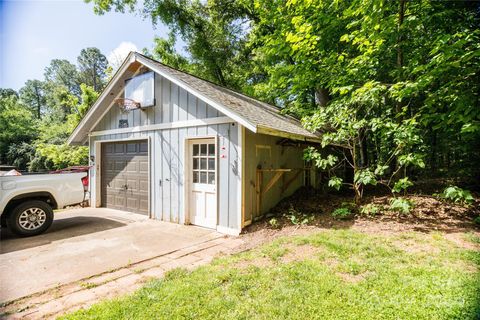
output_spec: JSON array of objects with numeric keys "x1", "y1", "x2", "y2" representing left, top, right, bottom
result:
[{"x1": 107, "y1": 41, "x2": 138, "y2": 71}]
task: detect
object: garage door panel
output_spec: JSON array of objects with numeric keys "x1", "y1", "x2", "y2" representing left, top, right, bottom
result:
[
  {"x1": 139, "y1": 179, "x2": 148, "y2": 191},
  {"x1": 106, "y1": 194, "x2": 115, "y2": 206},
  {"x1": 114, "y1": 144, "x2": 124, "y2": 153},
  {"x1": 126, "y1": 143, "x2": 137, "y2": 153},
  {"x1": 126, "y1": 161, "x2": 138, "y2": 172},
  {"x1": 104, "y1": 144, "x2": 114, "y2": 153},
  {"x1": 126, "y1": 179, "x2": 137, "y2": 190},
  {"x1": 139, "y1": 199, "x2": 149, "y2": 212},
  {"x1": 115, "y1": 196, "x2": 125, "y2": 207},
  {"x1": 102, "y1": 140, "x2": 149, "y2": 215},
  {"x1": 139, "y1": 142, "x2": 148, "y2": 153},
  {"x1": 126, "y1": 196, "x2": 138, "y2": 208},
  {"x1": 139, "y1": 160, "x2": 149, "y2": 172},
  {"x1": 114, "y1": 160, "x2": 126, "y2": 171}
]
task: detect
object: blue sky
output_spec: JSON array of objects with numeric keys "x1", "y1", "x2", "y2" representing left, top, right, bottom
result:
[{"x1": 0, "y1": 0, "x2": 170, "y2": 91}]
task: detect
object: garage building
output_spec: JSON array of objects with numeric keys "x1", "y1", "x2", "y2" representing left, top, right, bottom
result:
[{"x1": 68, "y1": 52, "x2": 321, "y2": 235}]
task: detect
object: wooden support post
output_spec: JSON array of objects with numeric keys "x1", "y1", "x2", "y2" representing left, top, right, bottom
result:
[
  {"x1": 262, "y1": 171, "x2": 285, "y2": 195},
  {"x1": 256, "y1": 168, "x2": 300, "y2": 216},
  {"x1": 256, "y1": 170, "x2": 263, "y2": 216}
]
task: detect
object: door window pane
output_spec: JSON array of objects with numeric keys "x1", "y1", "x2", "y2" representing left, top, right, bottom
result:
[
  {"x1": 200, "y1": 144, "x2": 207, "y2": 156},
  {"x1": 200, "y1": 158, "x2": 207, "y2": 170},
  {"x1": 208, "y1": 172, "x2": 215, "y2": 184},
  {"x1": 208, "y1": 144, "x2": 215, "y2": 156},
  {"x1": 193, "y1": 144, "x2": 199, "y2": 156},
  {"x1": 193, "y1": 158, "x2": 199, "y2": 169},
  {"x1": 193, "y1": 171, "x2": 199, "y2": 183},
  {"x1": 200, "y1": 172, "x2": 207, "y2": 183},
  {"x1": 208, "y1": 158, "x2": 215, "y2": 170}
]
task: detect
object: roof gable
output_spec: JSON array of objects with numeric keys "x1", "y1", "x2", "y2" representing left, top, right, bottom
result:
[{"x1": 67, "y1": 52, "x2": 320, "y2": 145}]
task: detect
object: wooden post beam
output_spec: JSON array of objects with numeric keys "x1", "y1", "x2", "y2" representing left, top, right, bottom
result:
[
  {"x1": 262, "y1": 171, "x2": 285, "y2": 195},
  {"x1": 256, "y1": 170, "x2": 263, "y2": 216},
  {"x1": 282, "y1": 169, "x2": 303, "y2": 192}
]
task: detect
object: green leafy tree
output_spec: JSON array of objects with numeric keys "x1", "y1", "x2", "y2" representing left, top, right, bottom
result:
[
  {"x1": 146, "y1": 33, "x2": 191, "y2": 71},
  {"x1": 255, "y1": 0, "x2": 478, "y2": 201},
  {"x1": 0, "y1": 88, "x2": 18, "y2": 99},
  {"x1": 83, "y1": 0, "x2": 480, "y2": 200},
  {"x1": 0, "y1": 94, "x2": 37, "y2": 164},
  {"x1": 44, "y1": 59, "x2": 81, "y2": 96},
  {"x1": 86, "y1": 0, "x2": 257, "y2": 90},
  {"x1": 6, "y1": 142, "x2": 36, "y2": 171},
  {"x1": 33, "y1": 84, "x2": 96, "y2": 170},
  {"x1": 19, "y1": 80, "x2": 47, "y2": 119},
  {"x1": 77, "y1": 47, "x2": 108, "y2": 91}
]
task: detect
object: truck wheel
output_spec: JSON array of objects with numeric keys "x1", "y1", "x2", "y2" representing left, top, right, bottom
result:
[{"x1": 7, "y1": 201, "x2": 54, "y2": 237}]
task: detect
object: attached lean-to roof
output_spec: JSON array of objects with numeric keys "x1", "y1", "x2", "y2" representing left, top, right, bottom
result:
[{"x1": 67, "y1": 52, "x2": 321, "y2": 145}]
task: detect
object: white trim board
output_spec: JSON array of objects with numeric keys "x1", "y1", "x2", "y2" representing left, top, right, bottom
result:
[
  {"x1": 216, "y1": 225, "x2": 241, "y2": 236},
  {"x1": 90, "y1": 116, "x2": 232, "y2": 137}
]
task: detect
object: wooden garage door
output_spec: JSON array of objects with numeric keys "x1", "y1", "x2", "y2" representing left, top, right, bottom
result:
[{"x1": 101, "y1": 140, "x2": 149, "y2": 215}]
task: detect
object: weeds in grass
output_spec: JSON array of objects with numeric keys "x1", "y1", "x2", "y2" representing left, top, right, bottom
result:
[
  {"x1": 164, "y1": 268, "x2": 189, "y2": 281},
  {"x1": 464, "y1": 232, "x2": 480, "y2": 244},
  {"x1": 79, "y1": 282, "x2": 97, "y2": 289}
]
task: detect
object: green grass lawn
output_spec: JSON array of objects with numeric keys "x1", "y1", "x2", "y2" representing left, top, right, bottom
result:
[{"x1": 61, "y1": 229, "x2": 480, "y2": 320}]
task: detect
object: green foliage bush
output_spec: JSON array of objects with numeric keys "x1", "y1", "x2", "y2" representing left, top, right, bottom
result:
[
  {"x1": 331, "y1": 207, "x2": 353, "y2": 220},
  {"x1": 392, "y1": 177, "x2": 414, "y2": 194},
  {"x1": 268, "y1": 218, "x2": 280, "y2": 229},
  {"x1": 6, "y1": 142, "x2": 36, "y2": 171},
  {"x1": 360, "y1": 203, "x2": 381, "y2": 217},
  {"x1": 474, "y1": 217, "x2": 480, "y2": 225},
  {"x1": 438, "y1": 186, "x2": 474, "y2": 205},
  {"x1": 283, "y1": 206, "x2": 313, "y2": 226},
  {"x1": 389, "y1": 198, "x2": 414, "y2": 215}
]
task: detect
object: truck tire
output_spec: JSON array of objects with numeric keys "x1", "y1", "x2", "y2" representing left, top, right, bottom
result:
[{"x1": 7, "y1": 200, "x2": 54, "y2": 237}]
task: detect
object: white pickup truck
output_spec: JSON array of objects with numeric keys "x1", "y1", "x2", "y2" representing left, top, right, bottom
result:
[{"x1": 0, "y1": 170, "x2": 88, "y2": 236}]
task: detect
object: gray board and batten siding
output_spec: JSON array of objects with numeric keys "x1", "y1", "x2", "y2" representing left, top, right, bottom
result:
[{"x1": 89, "y1": 73, "x2": 241, "y2": 231}]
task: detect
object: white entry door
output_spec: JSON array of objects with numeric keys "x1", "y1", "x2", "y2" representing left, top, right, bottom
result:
[{"x1": 189, "y1": 139, "x2": 217, "y2": 228}]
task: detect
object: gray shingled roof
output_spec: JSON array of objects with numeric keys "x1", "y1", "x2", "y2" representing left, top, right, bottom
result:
[{"x1": 137, "y1": 54, "x2": 320, "y2": 141}]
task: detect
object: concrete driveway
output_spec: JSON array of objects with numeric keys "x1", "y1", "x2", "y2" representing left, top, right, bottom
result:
[{"x1": 0, "y1": 208, "x2": 221, "y2": 303}]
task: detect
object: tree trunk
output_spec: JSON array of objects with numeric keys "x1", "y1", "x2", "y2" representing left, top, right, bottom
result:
[
  {"x1": 392, "y1": 0, "x2": 406, "y2": 176},
  {"x1": 93, "y1": 65, "x2": 97, "y2": 92},
  {"x1": 395, "y1": 0, "x2": 405, "y2": 114},
  {"x1": 34, "y1": 85, "x2": 41, "y2": 119},
  {"x1": 315, "y1": 87, "x2": 330, "y2": 107},
  {"x1": 344, "y1": 149, "x2": 354, "y2": 184},
  {"x1": 359, "y1": 129, "x2": 368, "y2": 168},
  {"x1": 430, "y1": 129, "x2": 437, "y2": 174}
]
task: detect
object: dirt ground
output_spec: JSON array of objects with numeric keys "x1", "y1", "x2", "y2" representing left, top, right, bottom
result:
[{"x1": 236, "y1": 188, "x2": 480, "y2": 253}]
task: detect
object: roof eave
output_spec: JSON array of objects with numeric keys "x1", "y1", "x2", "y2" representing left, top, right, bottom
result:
[
  {"x1": 134, "y1": 54, "x2": 258, "y2": 133},
  {"x1": 256, "y1": 126, "x2": 322, "y2": 143}
]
